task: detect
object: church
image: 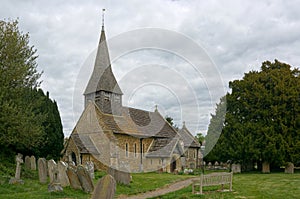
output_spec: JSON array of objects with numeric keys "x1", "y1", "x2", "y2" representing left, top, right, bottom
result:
[{"x1": 62, "y1": 18, "x2": 201, "y2": 173}]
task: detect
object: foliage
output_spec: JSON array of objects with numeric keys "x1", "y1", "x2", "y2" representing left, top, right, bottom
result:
[
  {"x1": 204, "y1": 96, "x2": 226, "y2": 162},
  {"x1": 195, "y1": 133, "x2": 205, "y2": 145},
  {"x1": 0, "y1": 19, "x2": 43, "y2": 155},
  {"x1": 165, "y1": 115, "x2": 178, "y2": 130},
  {"x1": 207, "y1": 60, "x2": 300, "y2": 171},
  {"x1": 0, "y1": 19, "x2": 64, "y2": 160}
]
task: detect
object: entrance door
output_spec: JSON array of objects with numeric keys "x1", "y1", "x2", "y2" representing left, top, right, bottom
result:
[{"x1": 170, "y1": 157, "x2": 176, "y2": 173}]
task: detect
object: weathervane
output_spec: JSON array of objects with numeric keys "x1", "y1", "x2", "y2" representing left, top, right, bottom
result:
[{"x1": 102, "y1": 8, "x2": 105, "y2": 29}]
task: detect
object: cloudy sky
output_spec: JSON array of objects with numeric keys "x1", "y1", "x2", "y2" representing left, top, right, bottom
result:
[{"x1": 1, "y1": 0, "x2": 299, "y2": 137}]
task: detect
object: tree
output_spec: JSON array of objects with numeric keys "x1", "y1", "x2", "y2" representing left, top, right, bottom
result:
[
  {"x1": 0, "y1": 19, "x2": 64, "y2": 160},
  {"x1": 165, "y1": 115, "x2": 178, "y2": 130},
  {"x1": 204, "y1": 96, "x2": 226, "y2": 162},
  {"x1": 195, "y1": 133, "x2": 205, "y2": 145},
  {"x1": 0, "y1": 19, "x2": 43, "y2": 155},
  {"x1": 209, "y1": 60, "x2": 300, "y2": 172}
]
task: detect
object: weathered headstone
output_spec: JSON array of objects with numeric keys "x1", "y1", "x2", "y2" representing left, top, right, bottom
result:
[
  {"x1": 38, "y1": 158, "x2": 47, "y2": 184},
  {"x1": 262, "y1": 161, "x2": 270, "y2": 173},
  {"x1": 30, "y1": 155, "x2": 36, "y2": 170},
  {"x1": 231, "y1": 163, "x2": 241, "y2": 173},
  {"x1": 58, "y1": 161, "x2": 70, "y2": 187},
  {"x1": 25, "y1": 155, "x2": 31, "y2": 169},
  {"x1": 67, "y1": 166, "x2": 82, "y2": 190},
  {"x1": 48, "y1": 159, "x2": 57, "y2": 183},
  {"x1": 9, "y1": 153, "x2": 24, "y2": 184},
  {"x1": 108, "y1": 167, "x2": 131, "y2": 185},
  {"x1": 85, "y1": 161, "x2": 95, "y2": 179},
  {"x1": 285, "y1": 162, "x2": 294, "y2": 174},
  {"x1": 91, "y1": 174, "x2": 116, "y2": 199},
  {"x1": 77, "y1": 165, "x2": 94, "y2": 193},
  {"x1": 48, "y1": 163, "x2": 63, "y2": 192}
]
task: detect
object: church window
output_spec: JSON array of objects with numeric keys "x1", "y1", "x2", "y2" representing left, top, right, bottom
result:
[
  {"x1": 125, "y1": 143, "x2": 129, "y2": 157},
  {"x1": 134, "y1": 143, "x2": 137, "y2": 158},
  {"x1": 193, "y1": 150, "x2": 196, "y2": 159}
]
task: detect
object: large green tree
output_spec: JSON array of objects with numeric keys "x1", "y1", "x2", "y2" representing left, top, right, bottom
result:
[
  {"x1": 0, "y1": 19, "x2": 64, "y2": 160},
  {"x1": 207, "y1": 60, "x2": 300, "y2": 172},
  {"x1": 0, "y1": 20, "x2": 43, "y2": 155}
]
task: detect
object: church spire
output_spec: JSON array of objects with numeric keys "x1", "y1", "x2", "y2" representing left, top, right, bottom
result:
[{"x1": 84, "y1": 10, "x2": 123, "y2": 114}]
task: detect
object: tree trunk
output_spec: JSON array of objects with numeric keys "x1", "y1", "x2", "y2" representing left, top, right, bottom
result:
[{"x1": 262, "y1": 161, "x2": 270, "y2": 173}]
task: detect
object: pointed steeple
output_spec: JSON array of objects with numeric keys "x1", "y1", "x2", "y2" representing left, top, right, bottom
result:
[{"x1": 84, "y1": 10, "x2": 123, "y2": 115}]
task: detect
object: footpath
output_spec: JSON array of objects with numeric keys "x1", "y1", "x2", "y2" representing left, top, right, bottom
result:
[{"x1": 117, "y1": 177, "x2": 195, "y2": 199}]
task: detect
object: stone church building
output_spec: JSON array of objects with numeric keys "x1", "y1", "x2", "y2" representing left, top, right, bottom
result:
[{"x1": 62, "y1": 21, "x2": 200, "y2": 173}]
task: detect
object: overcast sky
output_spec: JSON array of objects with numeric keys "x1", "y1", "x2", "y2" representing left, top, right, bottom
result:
[{"x1": 1, "y1": 0, "x2": 300, "y2": 137}]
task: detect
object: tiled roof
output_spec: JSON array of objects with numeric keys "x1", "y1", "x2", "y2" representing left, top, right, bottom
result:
[
  {"x1": 95, "y1": 105, "x2": 178, "y2": 138},
  {"x1": 71, "y1": 133, "x2": 100, "y2": 155},
  {"x1": 146, "y1": 138, "x2": 183, "y2": 158},
  {"x1": 178, "y1": 124, "x2": 201, "y2": 148}
]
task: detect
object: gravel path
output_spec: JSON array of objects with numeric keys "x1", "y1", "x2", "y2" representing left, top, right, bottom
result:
[{"x1": 117, "y1": 177, "x2": 195, "y2": 199}]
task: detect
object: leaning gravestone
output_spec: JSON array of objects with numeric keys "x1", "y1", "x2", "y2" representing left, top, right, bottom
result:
[
  {"x1": 77, "y1": 165, "x2": 94, "y2": 193},
  {"x1": 38, "y1": 158, "x2": 47, "y2": 184},
  {"x1": 285, "y1": 162, "x2": 294, "y2": 174},
  {"x1": 30, "y1": 155, "x2": 36, "y2": 170},
  {"x1": 91, "y1": 174, "x2": 116, "y2": 199},
  {"x1": 108, "y1": 167, "x2": 131, "y2": 185},
  {"x1": 9, "y1": 153, "x2": 24, "y2": 184},
  {"x1": 48, "y1": 159, "x2": 57, "y2": 183},
  {"x1": 67, "y1": 166, "x2": 82, "y2": 190},
  {"x1": 85, "y1": 161, "x2": 95, "y2": 179},
  {"x1": 25, "y1": 155, "x2": 31, "y2": 169},
  {"x1": 58, "y1": 161, "x2": 70, "y2": 187},
  {"x1": 48, "y1": 162, "x2": 63, "y2": 192},
  {"x1": 231, "y1": 163, "x2": 241, "y2": 173}
]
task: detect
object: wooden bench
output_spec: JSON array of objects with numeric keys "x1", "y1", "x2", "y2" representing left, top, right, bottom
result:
[{"x1": 192, "y1": 172, "x2": 233, "y2": 194}]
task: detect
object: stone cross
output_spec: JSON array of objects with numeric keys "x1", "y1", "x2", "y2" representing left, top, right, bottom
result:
[
  {"x1": 15, "y1": 153, "x2": 23, "y2": 179},
  {"x1": 9, "y1": 153, "x2": 24, "y2": 184}
]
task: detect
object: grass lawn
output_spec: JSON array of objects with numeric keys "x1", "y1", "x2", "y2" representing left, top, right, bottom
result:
[
  {"x1": 0, "y1": 169, "x2": 300, "y2": 199},
  {"x1": 151, "y1": 172, "x2": 300, "y2": 199}
]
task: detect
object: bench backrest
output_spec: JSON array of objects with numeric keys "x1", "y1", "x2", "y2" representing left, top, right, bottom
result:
[{"x1": 201, "y1": 172, "x2": 232, "y2": 186}]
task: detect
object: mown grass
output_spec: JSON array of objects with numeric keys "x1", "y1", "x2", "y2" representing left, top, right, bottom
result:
[
  {"x1": 116, "y1": 172, "x2": 193, "y2": 197},
  {"x1": 0, "y1": 166, "x2": 300, "y2": 199},
  {"x1": 151, "y1": 172, "x2": 300, "y2": 199}
]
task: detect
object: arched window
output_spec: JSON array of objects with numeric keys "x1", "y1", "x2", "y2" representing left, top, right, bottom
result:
[
  {"x1": 134, "y1": 143, "x2": 137, "y2": 158},
  {"x1": 125, "y1": 143, "x2": 129, "y2": 157}
]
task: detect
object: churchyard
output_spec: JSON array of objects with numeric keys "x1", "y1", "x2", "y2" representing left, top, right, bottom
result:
[{"x1": 0, "y1": 154, "x2": 299, "y2": 199}]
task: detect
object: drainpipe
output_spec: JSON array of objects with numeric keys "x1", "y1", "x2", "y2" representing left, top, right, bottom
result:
[{"x1": 140, "y1": 138, "x2": 143, "y2": 172}]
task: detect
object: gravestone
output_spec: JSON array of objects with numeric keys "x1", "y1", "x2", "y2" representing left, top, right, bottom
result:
[
  {"x1": 30, "y1": 155, "x2": 36, "y2": 170},
  {"x1": 108, "y1": 167, "x2": 131, "y2": 185},
  {"x1": 231, "y1": 163, "x2": 241, "y2": 173},
  {"x1": 77, "y1": 165, "x2": 94, "y2": 193},
  {"x1": 85, "y1": 161, "x2": 95, "y2": 179},
  {"x1": 262, "y1": 162, "x2": 270, "y2": 173},
  {"x1": 48, "y1": 162, "x2": 63, "y2": 192},
  {"x1": 25, "y1": 155, "x2": 31, "y2": 169},
  {"x1": 285, "y1": 162, "x2": 294, "y2": 174},
  {"x1": 67, "y1": 166, "x2": 82, "y2": 190},
  {"x1": 58, "y1": 161, "x2": 70, "y2": 187},
  {"x1": 38, "y1": 158, "x2": 47, "y2": 184},
  {"x1": 9, "y1": 153, "x2": 24, "y2": 184},
  {"x1": 48, "y1": 159, "x2": 57, "y2": 183},
  {"x1": 91, "y1": 174, "x2": 116, "y2": 199}
]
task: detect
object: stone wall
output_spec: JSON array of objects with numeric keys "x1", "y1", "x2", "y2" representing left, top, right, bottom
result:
[{"x1": 184, "y1": 148, "x2": 198, "y2": 169}]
